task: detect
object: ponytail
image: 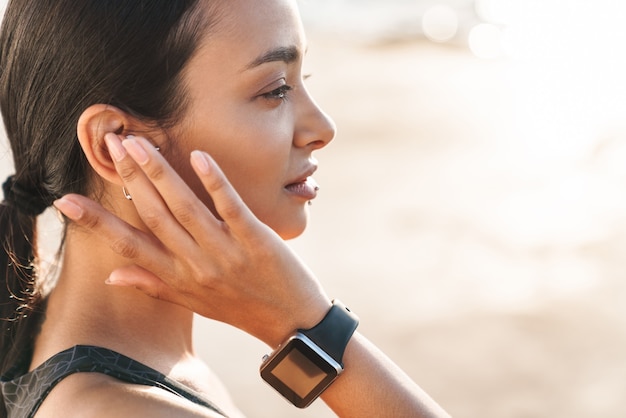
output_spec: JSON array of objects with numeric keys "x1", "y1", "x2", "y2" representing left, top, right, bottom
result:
[
  {"x1": 0, "y1": 177, "x2": 49, "y2": 376},
  {"x1": 0, "y1": 0, "x2": 212, "y2": 413},
  {"x1": 0, "y1": 203, "x2": 42, "y2": 370}
]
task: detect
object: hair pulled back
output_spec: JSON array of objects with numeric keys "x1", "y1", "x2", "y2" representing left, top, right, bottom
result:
[{"x1": 0, "y1": 0, "x2": 213, "y2": 401}]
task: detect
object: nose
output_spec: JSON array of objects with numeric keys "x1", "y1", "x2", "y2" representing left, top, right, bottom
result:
[{"x1": 293, "y1": 87, "x2": 336, "y2": 150}]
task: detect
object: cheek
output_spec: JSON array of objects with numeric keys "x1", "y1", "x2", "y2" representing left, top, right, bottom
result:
[
  {"x1": 221, "y1": 142, "x2": 289, "y2": 209},
  {"x1": 201, "y1": 112, "x2": 293, "y2": 193},
  {"x1": 212, "y1": 141, "x2": 303, "y2": 238},
  {"x1": 168, "y1": 139, "x2": 306, "y2": 240},
  {"x1": 169, "y1": 99, "x2": 301, "y2": 232},
  {"x1": 169, "y1": 120, "x2": 293, "y2": 214}
]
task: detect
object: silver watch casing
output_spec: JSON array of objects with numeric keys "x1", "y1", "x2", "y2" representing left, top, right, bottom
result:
[{"x1": 260, "y1": 332, "x2": 343, "y2": 408}]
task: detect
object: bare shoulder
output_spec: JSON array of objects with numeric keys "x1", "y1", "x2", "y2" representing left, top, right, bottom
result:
[{"x1": 34, "y1": 372, "x2": 228, "y2": 418}]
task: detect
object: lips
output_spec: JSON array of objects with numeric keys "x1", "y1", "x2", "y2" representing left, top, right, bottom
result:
[
  {"x1": 284, "y1": 166, "x2": 319, "y2": 200},
  {"x1": 285, "y1": 177, "x2": 319, "y2": 200}
]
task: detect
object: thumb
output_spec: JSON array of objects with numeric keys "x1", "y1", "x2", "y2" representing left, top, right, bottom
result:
[{"x1": 106, "y1": 265, "x2": 191, "y2": 309}]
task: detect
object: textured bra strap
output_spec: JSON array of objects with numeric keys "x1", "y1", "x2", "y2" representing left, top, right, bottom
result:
[{"x1": 0, "y1": 345, "x2": 228, "y2": 418}]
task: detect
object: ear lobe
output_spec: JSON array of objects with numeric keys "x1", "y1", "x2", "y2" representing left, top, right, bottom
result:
[{"x1": 77, "y1": 104, "x2": 132, "y2": 187}]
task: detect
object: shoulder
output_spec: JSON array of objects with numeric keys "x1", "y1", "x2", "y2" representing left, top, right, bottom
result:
[{"x1": 34, "y1": 372, "x2": 227, "y2": 418}]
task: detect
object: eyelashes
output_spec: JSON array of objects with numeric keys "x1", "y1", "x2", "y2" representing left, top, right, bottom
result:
[
  {"x1": 259, "y1": 74, "x2": 311, "y2": 103},
  {"x1": 261, "y1": 84, "x2": 293, "y2": 102}
]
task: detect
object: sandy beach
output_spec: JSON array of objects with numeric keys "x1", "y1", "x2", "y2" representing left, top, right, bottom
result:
[
  {"x1": 192, "y1": 35, "x2": 626, "y2": 417},
  {"x1": 2, "y1": 26, "x2": 626, "y2": 418}
]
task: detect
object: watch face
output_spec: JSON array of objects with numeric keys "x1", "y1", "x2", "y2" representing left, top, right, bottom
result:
[{"x1": 260, "y1": 334, "x2": 342, "y2": 408}]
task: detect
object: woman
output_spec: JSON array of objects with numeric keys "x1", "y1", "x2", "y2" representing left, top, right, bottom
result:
[{"x1": 0, "y1": 0, "x2": 449, "y2": 417}]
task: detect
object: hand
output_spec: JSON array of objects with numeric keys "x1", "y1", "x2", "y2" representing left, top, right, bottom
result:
[{"x1": 53, "y1": 133, "x2": 331, "y2": 347}]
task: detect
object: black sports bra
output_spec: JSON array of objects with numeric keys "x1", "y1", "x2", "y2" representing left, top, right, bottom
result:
[{"x1": 0, "y1": 345, "x2": 228, "y2": 418}]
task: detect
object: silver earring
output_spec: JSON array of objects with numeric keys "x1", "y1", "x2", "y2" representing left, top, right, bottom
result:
[{"x1": 120, "y1": 143, "x2": 159, "y2": 201}]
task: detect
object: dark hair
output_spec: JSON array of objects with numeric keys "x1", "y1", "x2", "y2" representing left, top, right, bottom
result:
[{"x1": 0, "y1": 0, "x2": 213, "y2": 407}]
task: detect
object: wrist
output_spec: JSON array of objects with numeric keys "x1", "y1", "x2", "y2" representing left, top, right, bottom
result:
[
  {"x1": 263, "y1": 297, "x2": 332, "y2": 349},
  {"x1": 260, "y1": 299, "x2": 359, "y2": 408}
]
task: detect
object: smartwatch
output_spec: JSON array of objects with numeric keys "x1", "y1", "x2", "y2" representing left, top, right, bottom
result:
[{"x1": 260, "y1": 299, "x2": 359, "y2": 408}]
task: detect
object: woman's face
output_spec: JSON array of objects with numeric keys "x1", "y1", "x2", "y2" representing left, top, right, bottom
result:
[{"x1": 169, "y1": 0, "x2": 335, "y2": 239}]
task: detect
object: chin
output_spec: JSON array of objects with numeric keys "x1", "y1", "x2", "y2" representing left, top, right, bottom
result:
[
  {"x1": 279, "y1": 228, "x2": 305, "y2": 240},
  {"x1": 271, "y1": 213, "x2": 308, "y2": 241}
]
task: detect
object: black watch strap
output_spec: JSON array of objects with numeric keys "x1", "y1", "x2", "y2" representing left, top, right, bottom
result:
[{"x1": 300, "y1": 300, "x2": 359, "y2": 366}]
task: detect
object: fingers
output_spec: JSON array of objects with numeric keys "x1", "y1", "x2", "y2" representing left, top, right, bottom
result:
[
  {"x1": 111, "y1": 132, "x2": 261, "y2": 243},
  {"x1": 104, "y1": 133, "x2": 219, "y2": 250},
  {"x1": 189, "y1": 150, "x2": 259, "y2": 236},
  {"x1": 106, "y1": 265, "x2": 192, "y2": 310},
  {"x1": 53, "y1": 194, "x2": 173, "y2": 275},
  {"x1": 54, "y1": 133, "x2": 265, "y2": 289}
]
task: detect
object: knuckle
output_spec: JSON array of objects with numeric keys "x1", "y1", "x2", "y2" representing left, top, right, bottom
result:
[
  {"x1": 145, "y1": 162, "x2": 166, "y2": 182},
  {"x1": 206, "y1": 174, "x2": 226, "y2": 194},
  {"x1": 141, "y1": 207, "x2": 163, "y2": 230},
  {"x1": 186, "y1": 260, "x2": 218, "y2": 289},
  {"x1": 219, "y1": 200, "x2": 243, "y2": 221},
  {"x1": 117, "y1": 164, "x2": 139, "y2": 183},
  {"x1": 170, "y1": 200, "x2": 196, "y2": 226},
  {"x1": 184, "y1": 259, "x2": 205, "y2": 281},
  {"x1": 79, "y1": 211, "x2": 101, "y2": 230},
  {"x1": 110, "y1": 235, "x2": 140, "y2": 259}
]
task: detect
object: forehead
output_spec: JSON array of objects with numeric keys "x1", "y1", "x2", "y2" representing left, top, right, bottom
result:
[{"x1": 201, "y1": 0, "x2": 305, "y2": 63}]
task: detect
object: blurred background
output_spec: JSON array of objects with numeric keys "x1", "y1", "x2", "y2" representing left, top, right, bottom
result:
[{"x1": 2, "y1": 0, "x2": 626, "y2": 417}]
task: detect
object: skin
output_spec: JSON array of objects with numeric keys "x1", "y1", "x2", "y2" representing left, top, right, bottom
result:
[
  {"x1": 37, "y1": 0, "x2": 450, "y2": 416},
  {"x1": 167, "y1": 0, "x2": 335, "y2": 240}
]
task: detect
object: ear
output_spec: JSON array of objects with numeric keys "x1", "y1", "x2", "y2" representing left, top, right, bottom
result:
[{"x1": 76, "y1": 104, "x2": 136, "y2": 187}]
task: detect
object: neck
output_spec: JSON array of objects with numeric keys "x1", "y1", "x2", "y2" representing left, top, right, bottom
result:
[{"x1": 32, "y1": 225, "x2": 195, "y2": 373}]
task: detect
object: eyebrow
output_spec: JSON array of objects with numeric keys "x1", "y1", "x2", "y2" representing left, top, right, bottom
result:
[{"x1": 245, "y1": 45, "x2": 301, "y2": 70}]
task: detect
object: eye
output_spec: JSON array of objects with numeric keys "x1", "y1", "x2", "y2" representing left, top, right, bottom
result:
[{"x1": 261, "y1": 84, "x2": 293, "y2": 101}]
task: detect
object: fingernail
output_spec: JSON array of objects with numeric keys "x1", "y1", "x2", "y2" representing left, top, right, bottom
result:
[
  {"x1": 104, "y1": 132, "x2": 126, "y2": 162},
  {"x1": 191, "y1": 150, "x2": 210, "y2": 175},
  {"x1": 105, "y1": 271, "x2": 130, "y2": 286},
  {"x1": 105, "y1": 277, "x2": 127, "y2": 286},
  {"x1": 122, "y1": 139, "x2": 149, "y2": 165},
  {"x1": 53, "y1": 197, "x2": 83, "y2": 220}
]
